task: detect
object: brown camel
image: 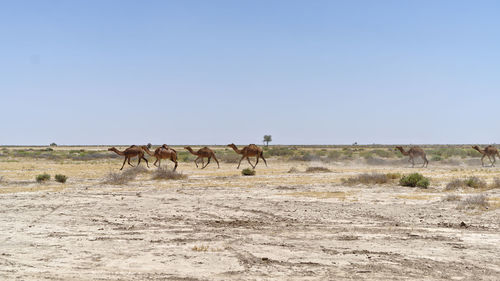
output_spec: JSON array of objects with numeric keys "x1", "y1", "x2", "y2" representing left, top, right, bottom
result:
[
  {"x1": 140, "y1": 145, "x2": 178, "y2": 171},
  {"x1": 472, "y1": 145, "x2": 500, "y2": 167},
  {"x1": 227, "y1": 143, "x2": 267, "y2": 169},
  {"x1": 395, "y1": 146, "x2": 428, "y2": 168},
  {"x1": 108, "y1": 146, "x2": 149, "y2": 170},
  {"x1": 184, "y1": 146, "x2": 220, "y2": 169}
]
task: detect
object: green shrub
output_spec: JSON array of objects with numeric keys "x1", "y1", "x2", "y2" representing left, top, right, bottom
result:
[
  {"x1": 399, "y1": 173, "x2": 430, "y2": 188},
  {"x1": 431, "y1": 155, "x2": 442, "y2": 161},
  {"x1": 36, "y1": 173, "x2": 51, "y2": 183},
  {"x1": 242, "y1": 168, "x2": 256, "y2": 176},
  {"x1": 55, "y1": 174, "x2": 68, "y2": 183}
]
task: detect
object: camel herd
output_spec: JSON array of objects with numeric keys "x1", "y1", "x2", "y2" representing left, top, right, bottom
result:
[
  {"x1": 107, "y1": 144, "x2": 500, "y2": 171},
  {"x1": 108, "y1": 144, "x2": 267, "y2": 171}
]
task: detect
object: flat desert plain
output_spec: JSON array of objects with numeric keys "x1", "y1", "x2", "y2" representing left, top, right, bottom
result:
[{"x1": 0, "y1": 146, "x2": 499, "y2": 280}]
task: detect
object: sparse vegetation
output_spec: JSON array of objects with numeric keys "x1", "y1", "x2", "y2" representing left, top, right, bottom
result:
[
  {"x1": 305, "y1": 166, "x2": 331, "y2": 173},
  {"x1": 36, "y1": 173, "x2": 51, "y2": 183},
  {"x1": 287, "y1": 167, "x2": 300, "y2": 173},
  {"x1": 465, "y1": 177, "x2": 487, "y2": 189},
  {"x1": 241, "y1": 168, "x2": 256, "y2": 176},
  {"x1": 152, "y1": 167, "x2": 187, "y2": 180},
  {"x1": 342, "y1": 173, "x2": 393, "y2": 186},
  {"x1": 459, "y1": 194, "x2": 489, "y2": 210},
  {"x1": 442, "y1": 194, "x2": 462, "y2": 201},
  {"x1": 399, "y1": 173, "x2": 430, "y2": 188},
  {"x1": 104, "y1": 171, "x2": 136, "y2": 185},
  {"x1": 55, "y1": 174, "x2": 68, "y2": 183},
  {"x1": 445, "y1": 177, "x2": 488, "y2": 190},
  {"x1": 192, "y1": 245, "x2": 209, "y2": 252}
]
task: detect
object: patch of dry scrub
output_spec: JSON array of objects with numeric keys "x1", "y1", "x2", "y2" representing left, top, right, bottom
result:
[
  {"x1": 458, "y1": 194, "x2": 489, "y2": 210},
  {"x1": 445, "y1": 177, "x2": 489, "y2": 191},
  {"x1": 152, "y1": 167, "x2": 187, "y2": 180},
  {"x1": 103, "y1": 166, "x2": 149, "y2": 185},
  {"x1": 305, "y1": 166, "x2": 331, "y2": 173},
  {"x1": 341, "y1": 173, "x2": 400, "y2": 186}
]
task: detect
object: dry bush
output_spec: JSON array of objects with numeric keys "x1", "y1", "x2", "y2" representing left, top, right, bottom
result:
[
  {"x1": 459, "y1": 194, "x2": 489, "y2": 209},
  {"x1": 305, "y1": 166, "x2": 331, "y2": 173},
  {"x1": 287, "y1": 167, "x2": 300, "y2": 173},
  {"x1": 442, "y1": 194, "x2": 462, "y2": 201},
  {"x1": 341, "y1": 173, "x2": 391, "y2": 186},
  {"x1": 152, "y1": 167, "x2": 187, "y2": 180},
  {"x1": 104, "y1": 171, "x2": 136, "y2": 185},
  {"x1": 386, "y1": 173, "x2": 401, "y2": 180},
  {"x1": 445, "y1": 179, "x2": 466, "y2": 191},
  {"x1": 242, "y1": 168, "x2": 256, "y2": 176},
  {"x1": 465, "y1": 177, "x2": 487, "y2": 189}
]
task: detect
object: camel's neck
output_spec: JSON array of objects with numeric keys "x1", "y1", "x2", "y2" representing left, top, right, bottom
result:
[
  {"x1": 230, "y1": 145, "x2": 242, "y2": 154},
  {"x1": 397, "y1": 147, "x2": 409, "y2": 155},
  {"x1": 473, "y1": 147, "x2": 485, "y2": 155},
  {"x1": 186, "y1": 147, "x2": 197, "y2": 156},
  {"x1": 110, "y1": 148, "x2": 125, "y2": 156},
  {"x1": 142, "y1": 147, "x2": 154, "y2": 156}
]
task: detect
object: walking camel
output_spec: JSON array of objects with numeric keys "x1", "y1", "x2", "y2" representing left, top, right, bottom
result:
[
  {"x1": 395, "y1": 146, "x2": 428, "y2": 168},
  {"x1": 108, "y1": 146, "x2": 149, "y2": 170},
  {"x1": 140, "y1": 145, "x2": 178, "y2": 170},
  {"x1": 184, "y1": 146, "x2": 220, "y2": 169},
  {"x1": 472, "y1": 145, "x2": 500, "y2": 167},
  {"x1": 227, "y1": 143, "x2": 267, "y2": 169}
]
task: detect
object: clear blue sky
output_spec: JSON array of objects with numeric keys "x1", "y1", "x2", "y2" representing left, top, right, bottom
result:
[{"x1": 1, "y1": 0, "x2": 499, "y2": 145}]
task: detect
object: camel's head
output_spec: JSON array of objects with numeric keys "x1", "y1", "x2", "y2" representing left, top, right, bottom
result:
[
  {"x1": 162, "y1": 144, "x2": 168, "y2": 148},
  {"x1": 184, "y1": 146, "x2": 191, "y2": 150},
  {"x1": 227, "y1": 143, "x2": 236, "y2": 148},
  {"x1": 394, "y1": 146, "x2": 403, "y2": 151},
  {"x1": 472, "y1": 145, "x2": 480, "y2": 150},
  {"x1": 107, "y1": 147, "x2": 115, "y2": 151}
]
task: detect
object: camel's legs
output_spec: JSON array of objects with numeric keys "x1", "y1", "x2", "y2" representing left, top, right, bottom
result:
[
  {"x1": 194, "y1": 157, "x2": 200, "y2": 168},
  {"x1": 212, "y1": 154, "x2": 220, "y2": 168},
  {"x1": 172, "y1": 158, "x2": 178, "y2": 171},
  {"x1": 410, "y1": 156, "x2": 415, "y2": 168},
  {"x1": 246, "y1": 157, "x2": 256, "y2": 169},
  {"x1": 422, "y1": 155, "x2": 428, "y2": 168},
  {"x1": 120, "y1": 157, "x2": 128, "y2": 170},
  {"x1": 154, "y1": 158, "x2": 159, "y2": 167},
  {"x1": 237, "y1": 156, "x2": 245, "y2": 169},
  {"x1": 202, "y1": 157, "x2": 210, "y2": 169},
  {"x1": 260, "y1": 153, "x2": 268, "y2": 167},
  {"x1": 492, "y1": 155, "x2": 496, "y2": 167},
  {"x1": 127, "y1": 157, "x2": 135, "y2": 167},
  {"x1": 487, "y1": 155, "x2": 494, "y2": 167},
  {"x1": 481, "y1": 155, "x2": 486, "y2": 167},
  {"x1": 142, "y1": 156, "x2": 149, "y2": 168},
  {"x1": 254, "y1": 155, "x2": 259, "y2": 167}
]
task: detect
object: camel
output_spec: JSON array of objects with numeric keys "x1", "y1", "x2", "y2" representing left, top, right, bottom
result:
[
  {"x1": 140, "y1": 145, "x2": 178, "y2": 170},
  {"x1": 184, "y1": 146, "x2": 220, "y2": 169},
  {"x1": 227, "y1": 143, "x2": 267, "y2": 169},
  {"x1": 395, "y1": 146, "x2": 428, "y2": 168},
  {"x1": 472, "y1": 145, "x2": 500, "y2": 167},
  {"x1": 108, "y1": 146, "x2": 149, "y2": 170}
]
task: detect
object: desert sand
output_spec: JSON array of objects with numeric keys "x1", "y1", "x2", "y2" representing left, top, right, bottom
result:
[{"x1": 0, "y1": 148, "x2": 499, "y2": 280}]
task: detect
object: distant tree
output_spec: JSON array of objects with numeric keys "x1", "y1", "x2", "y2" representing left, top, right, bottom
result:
[
  {"x1": 263, "y1": 135, "x2": 272, "y2": 147},
  {"x1": 147, "y1": 143, "x2": 152, "y2": 149},
  {"x1": 50, "y1": 142, "x2": 57, "y2": 147}
]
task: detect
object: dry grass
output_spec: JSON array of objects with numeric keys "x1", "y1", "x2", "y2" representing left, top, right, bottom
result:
[
  {"x1": 396, "y1": 194, "x2": 434, "y2": 200},
  {"x1": 287, "y1": 167, "x2": 300, "y2": 173},
  {"x1": 458, "y1": 194, "x2": 489, "y2": 210},
  {"x1": 445, "y1": 177, "x2": 488, "y2": 190},
  {"x1": 152, "y1": 167, "x2": 187, "y2": 180},
  {"x1": 341, "y1": 173, "x2": 393, "y2": 186},
  {"x1": 305, "y1": 166, "x2": 331, "y2": 173},
  {"x1": 442, "y1": 194, "x2": 462, "y2": 202}
]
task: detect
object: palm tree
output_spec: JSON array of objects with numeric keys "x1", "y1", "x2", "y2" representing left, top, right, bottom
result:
[{"x1": 263, "y1": 135, "x2": 272, "y2": 147}]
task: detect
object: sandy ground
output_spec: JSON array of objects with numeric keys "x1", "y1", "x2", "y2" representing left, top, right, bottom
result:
[{"x1": 1, "y1": 156, "x2": 500, "y2": 280}]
